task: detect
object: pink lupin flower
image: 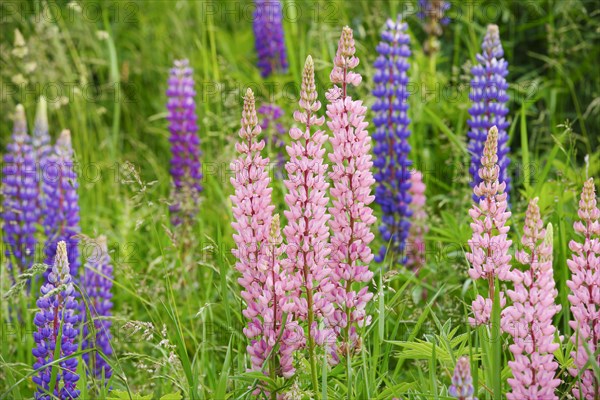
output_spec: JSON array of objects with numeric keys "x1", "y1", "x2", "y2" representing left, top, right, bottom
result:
[
  {"x1": 283, "y1": 55, "x2": 333, "y2": 389},
  {"x1": 466, "y1": 126, "x2": 512, "y2": 326},
  {"x1": 326, "y1": 26, "x2": 376, "y2": 360},
  {"x1": 406, "y1": 170, "x2": 428, "y2": 272},
  {"x1": 231, "y1": 89, "x2": 303, "y2": 383},
  {"x1": 503, "y1": 199, "x2": 561, "y2": 399},
  {"x1": 566, "y1": 178, "x2": 600, "y2": 400}
]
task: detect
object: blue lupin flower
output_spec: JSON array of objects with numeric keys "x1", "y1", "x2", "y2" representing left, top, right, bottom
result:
[
  {"x1": 166, "y1": 59, "x2": 203, "y2": 226},
  {"x1": 43, "y1": 130, "x2": 80, "y2": 278},
  {"x1": 372, "y1": 17, "x2": 413, "y2": 264},
  {"x1": 467, "y1": 24, "x2": 510, "y2": 200},
  {"x1": 82, "y1": 235, "x2": 113, "y2": 380},
  {"x1": 32, "y1": 241, "x2": 80, "y2": 399},
  {"x1": 417, "y1": 0, "x2": 450, "y2": 55},
  {"x1": 253, "y1": 0, "x2": 288, "y2": 77},
  {"x1": 448, "y1": 356, "x2": 476, "y2": 399},
  {"x1": 1, "y1": 104, "x2": 38, "y2": 276},
  {"x1": 417, "y1": 0, "x2": 451, "y2": 26}
]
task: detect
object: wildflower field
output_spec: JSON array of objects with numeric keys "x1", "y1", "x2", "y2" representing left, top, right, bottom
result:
[{"x1": 1, "y1": 1, "x2": 600, "y2": 399}]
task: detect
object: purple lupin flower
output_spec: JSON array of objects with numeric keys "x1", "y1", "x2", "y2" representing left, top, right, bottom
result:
[
  {"x1": 33, "y1": 241, "x2": 80, "y2": 399},
  {"x1": 82, "y1": 235, "x2": 113, "y2": 380},
  {"x1": 467, "y1": 24, "x2": 510, "y2": 201},
  {"x1": 1, "y1": 104, "x2": 37, "y2": 276},
  {"x1": 417, "y1": 0, "x2": 450, "y2": 55},
  {"x1": 253, "y1": 0, "x2": 288, "y2": 77},
  {"x1": 258, "y1": 103, "x2": 286, "y2": 174},
  {"x1": 372, "y1": 16, "x2": 413, "y2": 265},
  {"x1": 166, "y1": 59, "x2": 203, "y2": 226},
  {"x1": 448, "y1": 357, "x2": 476, "y2": 400},
  {"x1": 417, "y1": 0, "x2": 451, "y2": 26},
  {"x1": 43, "y1": 130, "x2": 80, "y2": 278}
]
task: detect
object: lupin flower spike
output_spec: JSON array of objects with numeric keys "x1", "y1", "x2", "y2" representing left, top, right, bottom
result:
[
  {"x1": 372, "y1": 16, "x2": 413, "y2": 265},
  {"x1": 566, "y1": 178, "x2": 600, "y2": 400},
  {"x1": 448, "y1": 357, "x2": 476, "y2": 400},
  {"x1": 253, "y1": 0, "x2": 288, "y2": 77},
  {"x1": 327, "y1": 26, "x2": 376, "y2": 361},
  {"x1": 466, "y1": 126, "x2": 512, "y2": 326},
  {"x1": 33, "y1": 96, "x2": 51, "y2": 220},
  {"x1": 33, "y1": 96, "x2": 51, "y2": 169},
  {"x1": 82, "y1": 235, "x2": 114, "y2": 380},
  {"x1": 43, "y1": 130, "x2": 81, "y2": 278},
  {"x1": 231, "y1": 89, "x2": 303, "y2": 383},
  {"x1": 166, "y1": 59, "x2": 203, "y2": 226},
  {"x1": 32, "y1": 241, "x2": 80, "y2": 399},
  {"x1": 283, "y1": 55, "x2": 333, "y2": 389},
  {"x1": 1, "y1": 104, "x2": 37, "y2": 276},
  {"x1": 503, "y1": 200, "x2": 561, "y2": 399},
  {"x1": 406, "y1": 171, "x2": 428, "y2": 271},
  {"x1": 418, "y1": 0, "x2": 450, "y2": 55},
  {"x1": 467, "y1": 24, "x2": 510, "y2": 201}
]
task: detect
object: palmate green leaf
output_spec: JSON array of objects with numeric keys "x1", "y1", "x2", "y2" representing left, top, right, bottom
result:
[
  {"x1": 160, "y1": 393, "x2": 183, "y2": 400},
  {"x1": 388, "y1": 336, "x2": 475, "y2": 365},
  {"x1": 107, "y1": 390, "x2": 153, "y2": 400}
]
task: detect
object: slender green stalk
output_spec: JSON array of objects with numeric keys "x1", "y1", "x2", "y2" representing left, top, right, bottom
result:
[{"x1": 306, "y1": 289, "x2": 320, "y2": 398}]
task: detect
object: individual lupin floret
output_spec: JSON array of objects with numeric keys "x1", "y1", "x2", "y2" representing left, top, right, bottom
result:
[
  {"x1": 503, "y1": 200, "x2": 561, "y2": 400},
  {"x1": 467, "y1": 25, "x2": 510, "y2": 201},
  {"x1": 566, "y1": 178, "x2": 600, "y2": 400},
  {"x1": 372, "y1": 16, "x2": 413, "y2": 265},
  {"x1": 231, "y1": 89, "x2": 303, "y2": 384},
  {"x1": 448, "y1": 357, "x2": 476, "y2": 400},
  {"x1": 1, "y1": 104, "x2": 37, "y2": 276},
  {"x1": 81, "y1": 236, "x2": 114, "y2": 380},
  {"x1": 32, "y1": 241, "x2": 80, "y2": 399},
  {"x1": 252, "y1": 0, "x2": 288, "y2": 77},
  {"x1": 166, "y1": 59, "x2": 203, "y2": 226},
  {"x1": 43, "y1": 130, "x2": 80, "y2": 278},
  {"x1": 466, "y1": 126, "x2": 512, "y2": 326},
  {"x1": 326, "y1": 26, "x2": 376, "y2": 361}
]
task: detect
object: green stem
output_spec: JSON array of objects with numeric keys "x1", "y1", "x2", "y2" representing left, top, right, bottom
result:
[
  {"x1": 269, "y1": 357, "x2": 277, "y2": 400},
  {"x1": 306, "y1": 290, "x2": 319, "y2": 398},
  {"x1": 346, "y1": 324, "x2": 352, "y2": 400}
]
